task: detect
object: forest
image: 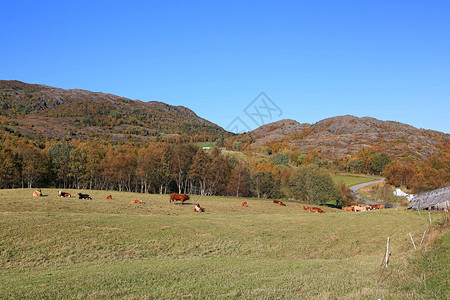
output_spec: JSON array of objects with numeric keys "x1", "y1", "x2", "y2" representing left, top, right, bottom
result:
[{"x1": 1, "y1": 127, "x2": 449, "y2": 207}]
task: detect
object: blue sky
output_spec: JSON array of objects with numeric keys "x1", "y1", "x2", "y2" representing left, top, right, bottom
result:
[{"x1": 1, "y1": 0, "x2": 449, "y2": 133}]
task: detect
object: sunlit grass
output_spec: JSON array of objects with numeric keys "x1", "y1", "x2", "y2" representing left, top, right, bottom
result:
[
  {"x1": 331, "y1": 174, "x2": 382, "y2": 187},
  {"x1": 0, "y1": 188, "x2": 447, "y2": 299}
]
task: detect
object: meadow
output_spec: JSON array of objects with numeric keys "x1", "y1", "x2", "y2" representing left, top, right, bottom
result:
[
  {"x1": 331, "y1": 174, "x2": 382, "y2": 187},
  {"x1": 0, "y1": 189, "x2": 448, "y2": 299}
]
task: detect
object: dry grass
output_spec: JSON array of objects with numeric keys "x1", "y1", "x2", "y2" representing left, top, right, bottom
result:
[{"x1": 0, "y1": 188, "x2": 447, "y2": 299}]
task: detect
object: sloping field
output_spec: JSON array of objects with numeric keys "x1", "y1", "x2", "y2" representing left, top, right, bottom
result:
[
  {"x1": 0, "y1": 189, "x2": 447, "y2": 299},
  {"x1": 331, "y1": 174, "x2": 382, "y2": 187}
]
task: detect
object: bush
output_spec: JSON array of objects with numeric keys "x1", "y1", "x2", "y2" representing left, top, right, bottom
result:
[{"x1": 288, "y1": 164, "x2": 342, "y2": 206}]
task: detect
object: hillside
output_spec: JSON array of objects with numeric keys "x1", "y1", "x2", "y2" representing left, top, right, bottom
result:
[
  {"x1": 0, "y1": 80, "x2": 228, "y2": 141},
  {"x1": 2, "y1": 81, "x2": 448, "y2": 161},
  {"x1": 243, "y1": 115, "x2": 449, "y2": 159}
]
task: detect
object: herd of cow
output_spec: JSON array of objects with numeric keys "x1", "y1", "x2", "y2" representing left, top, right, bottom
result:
[
  {"x1": 342, "y1": 204, "x2": 385, "y2": 211},
  {"x1": 32, "y1": 189, "x2": 385, "y2": 213}
]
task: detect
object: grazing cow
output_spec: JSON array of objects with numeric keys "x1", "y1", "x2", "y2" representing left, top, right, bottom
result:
[
  {"x1": 130, "y1": 199, "x2": 143, "y2": 204},
  {"x1": 106, "y1": 195, "x2": 113, "y2": 200},
  {"x1": 32, "y1": 189, "x2": 42, "y2": 197},
  {"x1": 170, "y1": 193, "x2": 190, "y2": 204},
  {"x1": 342, "y1": 206, "x2": 354, "y2": 211},
  {"x1": 279, "y1": 201, "x2": 286, "y2": 206},
  {"x1": 58, "y1": 191, "x2": 71, "y2": 197},
  {"x1": 241, "y1": 202, "x2": 248, "y2": 207},
  {"x1": 353, "y1": 206, "x2": 366, "y2": 212},
  {"x1": 194, "y1": 203, "x2": 204, "y2": 212},
  {"x1": 78, "y1": 193, "x2": 92, "y2": 200}
]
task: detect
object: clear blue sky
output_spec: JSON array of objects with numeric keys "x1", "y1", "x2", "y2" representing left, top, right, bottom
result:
[{"x1": 1, "y1": 0, "x2": 449, "y2": 133}]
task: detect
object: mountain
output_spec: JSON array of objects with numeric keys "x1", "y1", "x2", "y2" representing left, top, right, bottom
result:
[
  {"x1": 0, "y1": 80, "x2": 228, "y2": 141},
  {"x1": 2, "y1": 80, "x2": 447, "y2": 161},
  {"x1": 244, "y1": 115, "x2": 449, "y2": 159}
]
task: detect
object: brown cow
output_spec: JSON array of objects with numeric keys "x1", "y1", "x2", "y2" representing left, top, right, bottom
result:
[
  {"x1": 194, "y1": 203, "x2": 204, "y2": 212},
  {"x1": 33, "y1": 189, "x2": 42, "y2": 197},
  {"x1": 130, "y1": 199, "x2": 143, "y2": 204},
  {"x1": 379, "y1": 205, "x2": 385, "y2": 209},
  {"x1": 241, "y1": 202, "x2": 248, "y2": 207},
  {"x1": 342, "y1": 206, "x2": 354, "y2": 211},
  {"x1": 304, "y1": 206, "x2": 325, "y2": 213},
  {"x1": 170, "y1": 193, "x2": 190, "y2": 204},
  {"x1": 106, "y1": 195, "x2": 113, "y2": 200},
  {"x1": 273, "y1": 200, "x2": 280, "y2": 204},
  {"x1": 58, "y1": 191, "x2": 71, "y2": 197},
  {"x1": 279, "y1": 201, "x2": 286, "y2": 206},
  {"x1": 309, "y1": 207, "x2": 325, "y2": 213}
]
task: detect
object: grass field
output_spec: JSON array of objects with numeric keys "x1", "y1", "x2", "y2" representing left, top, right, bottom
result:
[
  {"x1": 331, "y1": 174, "x2": 382, "y2": 187},
  {"x1": 0, "y1": 189, "x2": 448, "y2": 299},
  {"x1": 196, "y1": 142, "x2": 217, "y2": 148}
]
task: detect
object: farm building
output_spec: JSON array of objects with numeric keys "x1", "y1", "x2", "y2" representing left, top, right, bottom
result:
[{"x1": 408, "y1": 186, "x2": 450, "y2": 211}]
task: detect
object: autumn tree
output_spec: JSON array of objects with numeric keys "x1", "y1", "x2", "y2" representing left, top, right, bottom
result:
[
  {"x1": 250, "y1": 171, "x2": 277, "y2": 198},
  {"x1": 227, "y1": 160, "x2": 250, "y2": 197},
  {"x1": 137, "y1": 144, "x2": 171, "y2": 194},
  {"x1": 188, "y1": 148, "x2": 212, "y2": 195},
  {"x1": 17, "y1": 144, "x2": 48, "y2": 188},
  {"x1": 170, "y1": 143, "x2": 197, "y2": 193},
  {"x1": 0, "y1": 147, "x2": 20, "y2": 188}
]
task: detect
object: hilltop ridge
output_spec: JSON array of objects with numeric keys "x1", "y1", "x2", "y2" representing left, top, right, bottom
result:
[
  {"x1": 243, "y1": 115, "x2": 449, "y2": 159},
  {"x1": 0, "y1": 80, "x2": 227, "y2": 141}
]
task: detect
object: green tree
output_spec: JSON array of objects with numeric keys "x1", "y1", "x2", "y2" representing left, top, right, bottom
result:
[
  {"x1": 289, "y1": 164, "x2": 342, "y2": 206},
  {"x1": 68, "y1": 148, "x2": 88, "y2": 189},
  {"x1": 369, "y1": 152, "x2": 391, "y2": 175},
  {"x1": 251, "y1": 171, "x2": 277, "y2": 198},
  {"x1": 270, "y1": 152, "x2": 290, "y2": 167},
  {"x1": 48, "y1": 142, "x2": 73, "y2": 187}
]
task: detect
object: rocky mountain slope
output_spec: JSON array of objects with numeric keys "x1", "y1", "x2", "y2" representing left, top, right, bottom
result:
[
  {"x1": 245, "y1": 115, "x2": 449, "y2": 159},
  {"x1": 0, "y1": 80, "x2": 227, "y2": 141}
]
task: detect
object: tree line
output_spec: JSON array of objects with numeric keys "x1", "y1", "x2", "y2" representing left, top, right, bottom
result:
[
  {"x1": 1, "y1": 132, "x2": 448, "y2": 203},
  {"x1": 0, "y1": 138, "x2": 348, "y2": 206}
]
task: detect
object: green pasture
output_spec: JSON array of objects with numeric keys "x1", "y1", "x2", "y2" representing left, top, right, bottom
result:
[
  {"x1": 331, "y1": 174, "x2": 382, "y2": 187},
  {"x1": 196, "y1": 142, "x2": 216, "y2": 148},
  {"x1": 0, "y1": 189, "x2": 447, "y2": 299}
]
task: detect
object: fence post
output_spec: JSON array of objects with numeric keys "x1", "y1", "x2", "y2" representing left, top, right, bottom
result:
[
  {"x1": 419, "y1": 230, "x2": 426, "y2": 247},
  {"x1": 409, "y1": 233, "x2": 417, "y2": 250},
  {"x1": 385, "y1": 237, "x2": 390, "y2": 268}
]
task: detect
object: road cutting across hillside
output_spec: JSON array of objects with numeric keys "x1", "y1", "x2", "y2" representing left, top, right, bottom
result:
[{"x1": 350, "y1": 178, "x2": 395, "y2": 207}]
